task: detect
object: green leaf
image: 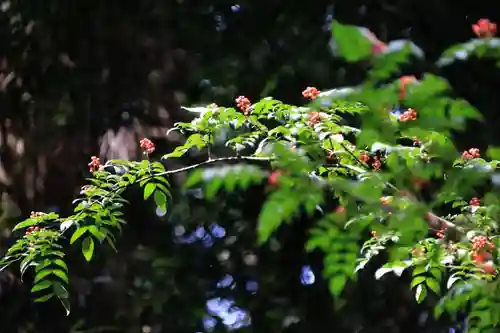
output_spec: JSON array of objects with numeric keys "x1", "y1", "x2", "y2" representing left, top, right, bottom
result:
[
  {"x1": 143, "y1": 183, "x2": 156, "y2": 200},
  {"x1": 257, "y1": 190, "x2": 301, "y2": 244},
  {"x1": 12, "y1": 219, "x2": 38, "y2": 232},
  {"x1": 163, "y1": 146, "x2": 189, "y2": 159},
  {"x1": 163, "y1": 133, "x2": 207, "y2": 159},
  {"x1": 329, "y1": 275, "x2": 347, "y2": 298},
  {"x1": 331, "y1": 20, "x2": 373, "y2": 62},
  {"x1": 153, "y1": 190, "x2": 167, "y2": 212},
  {"x1": 449, "y1": 99, "x2": 483, "y2": 121},
  {"x1": 369, "y1": 45, "x2": 412, "y2": 81},
  {"x1": 87, "y1": 225, "x2": 105, "y2": 243},
  {"x1": 34, "y1": 293, "x2": 55, "y2": 302},
  {"x1": 446, "y1": 275, "x2": 462, "y2": 290},
  {"x1": 58, "y1": 296, "x2": 71, "y2": 316},
  {"x1": 52, "y1": 269, "x2": 69, "y2": 283},
  {"x1": 70, "y1": 226, "x2": 89, "y2": 244},
  {"x1": 53, "y1": 282, "x2": 69, "y2": 299},
  {"x1": 426, "y1": 277, "x2": 440, "y2": 295},
  {"x1": 20, "y1": 255, "x2": 35, "y2": 280},
  {"x1": 415, "y1": 284, "x2": 427, "y2": 304},
  {"x1": 375, "y1": 267, "x2": 393, "y2": 280},
  {"x1": 487, "y1": 146, "x2": 500, "y2": 160},
  {"x1": 34, "y1": 269, "x2": 53, "y2": 283},
  {"x1": 82, "y1": 236, "x2": 95, "y2": 262},
  {"x1": 31, "y1": 280, "x2": 52, "y2": 293},
  {"x1": 410, "y1": 275, "x2": 426, "y2": 288}
]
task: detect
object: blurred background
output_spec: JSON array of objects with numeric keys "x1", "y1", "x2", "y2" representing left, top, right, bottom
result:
[{"x1": 0, "y1": 1, "x2": 499, "y2": 332}]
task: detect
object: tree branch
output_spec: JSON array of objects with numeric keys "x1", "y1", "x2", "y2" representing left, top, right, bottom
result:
[
  {"x1": 158, "y1": 156, "x2": 273, "y2": 176},
  {"x1": 339, "y1": 142, "x2": 460, "y2": 237}
]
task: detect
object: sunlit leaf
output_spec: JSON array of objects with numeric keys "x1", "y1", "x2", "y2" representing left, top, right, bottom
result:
[{"x1": 82, "y1": 236, "x2": 95, "y2": 262}]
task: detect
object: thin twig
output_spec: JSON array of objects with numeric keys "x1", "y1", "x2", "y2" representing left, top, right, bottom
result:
[{"x1": 155, "y1": 156, "x2": 272, "y2": 177}]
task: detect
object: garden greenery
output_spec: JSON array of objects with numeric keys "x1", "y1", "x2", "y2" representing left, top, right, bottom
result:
[{"x1": 3, "y1": 19, "x2": 500, "y2": 333}]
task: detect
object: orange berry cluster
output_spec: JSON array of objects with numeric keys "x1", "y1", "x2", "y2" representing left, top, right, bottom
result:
[
  {"x1": 470, "y1": 197, "x2": 481, "y2": 207},
  {"x1": 235, "y1": 96, "x2": 251, "y2": 115},
  {"x1": 302, "y1": 87, "x2": 320, "y2": 100},
  {"x1": 88, "y1": 156, "x2": 101, "y2": 174},
  {"x1": 472, "y1": 19, "x2": 497, "y2": 38},
  {"x1": 399, "y1": 108, "x2": 417, "y2": 122},
  {"x1": 140, "y1": 138, "x2": 155, "y2": 154},
  {"x1": 462, "y1": 148, "x2": 480, "y2": 160}
]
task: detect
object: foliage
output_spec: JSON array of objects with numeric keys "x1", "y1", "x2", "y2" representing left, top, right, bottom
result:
[{"x1": 3, "y1": 19, "x2": 500, "y2": 332}]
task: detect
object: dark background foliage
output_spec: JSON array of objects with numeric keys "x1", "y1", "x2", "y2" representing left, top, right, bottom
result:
[{"x1": 0, "y1": 1, "x2": 498, "y2": 332}]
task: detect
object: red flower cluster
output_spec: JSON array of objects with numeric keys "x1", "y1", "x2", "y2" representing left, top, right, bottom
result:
[
  {"x1": 462, "y1": 148, "x2": 480, "y2": 160},
  {"x1": 335, "y1": 206, "x2": 345, "y2": 213},
  {"x1": 380, "y1": 196, "x2": 391, "y2": 205},
  {"x1": 308, "y1": 112, "x2": 323, "y2": 126},
  {"x1": 399, "y1": 108, "x2": 417, "y2": 122},
  {"x1": 140, "y1": 138, "x2": 155, "y2": 154},
  {"x1": 359, "y1": 153, "x2": 370, "y2": 163},
  {"x1": 362, "y1": 29, "x2": 388, "y2": 56},
  {"x1": 25, "y1": 226, "x2": 41, "y2": 235},
  {"x1": 472, "y1": 235, "x2": 495, "y2": 254},
  {"x1": 88, "y1": 156, "x2": 101, "y2": 173},
  {"x1": 268, "y1": 170, "x2": 282, "y2": 186},
  {"x1": 371, "y1": 156, "x2": 382, "y2": 171},
  {"x1": 372, "y1": 41, "x2": 388, "y2": 55},
  {"x1": 472, "y1": 19, "x2": 497, "y2": 38},
  {"x1": 26, "y1": 211, "x2": 44, "y2": 235},
  {"x1": 470, "y1": 197, "x2": 481, "y2": 207},
  {"x1": 235, "y1": 96, "x2": 251, "y2": 115},
  {"x1": 302, "y1": 87, "x2": 320, "y2": 100},
  {"x1": 30, "y1": 211, "x2": 44, "y2": 219},
  {"x1": 471, "y1": 235, "x2": 496, "y2": 273},
  {"x1": 436, "y1": 224, "x2": 447, "y2": 239},
  {"x1": 472, "y1": 252, "x2": 489, "y2": 264}
]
